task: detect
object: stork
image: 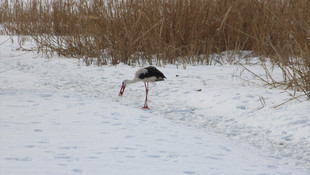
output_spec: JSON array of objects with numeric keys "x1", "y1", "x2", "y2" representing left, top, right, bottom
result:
[{"x1": 118, "y1": 66, "x2": 166, "y2": 109}]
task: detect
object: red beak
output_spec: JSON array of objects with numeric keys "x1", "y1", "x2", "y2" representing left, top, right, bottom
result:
[{"x1": 118, "y1": 85, "x2": 125, "y2": 96}]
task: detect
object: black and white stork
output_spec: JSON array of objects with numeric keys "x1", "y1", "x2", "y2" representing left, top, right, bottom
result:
[{"x1": 118, "y1": 66, "x2": 166, "y2": 109}]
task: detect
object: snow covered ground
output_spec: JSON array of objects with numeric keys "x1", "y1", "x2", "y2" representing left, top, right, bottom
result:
[{"x1": 1, "y1": 36, "x2": 309, "y2": 174}]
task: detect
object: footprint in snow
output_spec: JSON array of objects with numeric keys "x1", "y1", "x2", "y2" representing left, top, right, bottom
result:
[
  {"x1": 220, "y1": 146, "x2": 232, "y2": 152},
  {"x1": 72, "y1": 169, "x2": 83, "y2": 173},
  {"x1": 237, "y1": 105, "x2": 246, "y2": 110},
  {"x1": 148, "y1": 155, "x2": 161, "y2": 158},
  {"x1": 25, "y1": 145, "x2": 35, "y2": 148},
  {"x1": 40, "y1": 94, "x2": 52, "y2": 98},
  {"x1": 34, "y1": 129, "x2": 43, "y2": 132},
  {"x1": 183, "y1": 170, "x2": 196, "y2": 174},
  {"x1": 205, "y1": 156, "x2": 221, "y2": 160},
  {"x1": 59, "y1": 146, "x2": 78, "y2": 150},
  {"x1": 111, "y1": 112, "x2": 120, "y2": 116}
]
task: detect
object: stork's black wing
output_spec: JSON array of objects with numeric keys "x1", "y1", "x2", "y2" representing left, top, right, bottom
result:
[{"x1": 139, "y1": 66, "x2": 166, "y2": 80}]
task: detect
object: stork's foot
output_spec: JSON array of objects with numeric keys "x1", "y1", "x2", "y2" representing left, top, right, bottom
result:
[{"x1": 142, "y1": 106, "x2": 150, "y2": 110}]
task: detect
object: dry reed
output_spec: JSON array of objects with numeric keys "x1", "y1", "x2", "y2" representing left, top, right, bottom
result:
[{"x1": 0, "y1": 0, "x2": 309, "y2": 98}]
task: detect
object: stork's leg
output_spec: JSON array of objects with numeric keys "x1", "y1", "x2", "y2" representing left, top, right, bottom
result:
[{"x1": 142, "y1": 82, "x2": 150, "y2": 109}]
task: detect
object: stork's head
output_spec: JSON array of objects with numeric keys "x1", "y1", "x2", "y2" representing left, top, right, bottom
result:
[{"x1": 118, "y1": 81, "x2": 126, "y2": 97}]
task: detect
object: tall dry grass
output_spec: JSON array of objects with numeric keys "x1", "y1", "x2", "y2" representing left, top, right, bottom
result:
[{"x1": 0, "y1": 0, "x2": 309, "y2": 97}]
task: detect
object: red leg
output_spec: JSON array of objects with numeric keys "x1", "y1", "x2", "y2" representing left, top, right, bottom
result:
[{"x1": 142, "y1": 82, "x2": 150, "y2": 109}]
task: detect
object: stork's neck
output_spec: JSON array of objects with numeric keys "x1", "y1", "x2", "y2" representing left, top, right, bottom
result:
[{"x1": 123, "y1": 78, "x2": 140, "y2": 86}]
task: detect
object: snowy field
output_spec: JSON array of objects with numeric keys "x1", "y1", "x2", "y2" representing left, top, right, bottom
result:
[{"x1": 1, "y1": 36, "x2": 310, "y2": 175}]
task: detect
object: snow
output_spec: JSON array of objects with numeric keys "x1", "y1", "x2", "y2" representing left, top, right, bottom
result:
[{"x1": 0, "y1": 36, "x2": 310, "y2": 175}]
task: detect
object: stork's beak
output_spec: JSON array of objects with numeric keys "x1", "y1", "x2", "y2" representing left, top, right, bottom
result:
[{"x1": 118, "y1": 85, "x2": 125, "y2": 97}]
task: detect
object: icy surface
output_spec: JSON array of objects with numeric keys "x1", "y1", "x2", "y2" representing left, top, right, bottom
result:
[{"x1": 1, "y1": 36, "x2": 310, "y2": 174}]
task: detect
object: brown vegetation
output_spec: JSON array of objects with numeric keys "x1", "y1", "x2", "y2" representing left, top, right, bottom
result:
[{"x1": 0, "y1": 0, "x2": 309, "y2": 98}]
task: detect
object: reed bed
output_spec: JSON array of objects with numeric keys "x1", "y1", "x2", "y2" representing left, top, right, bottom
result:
[{"x1": 0, "y1": 0, "x2": 309, "y2": 97}]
